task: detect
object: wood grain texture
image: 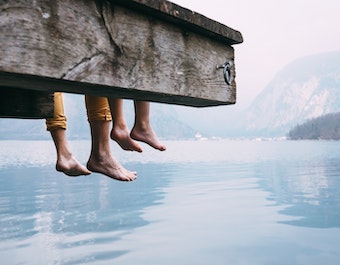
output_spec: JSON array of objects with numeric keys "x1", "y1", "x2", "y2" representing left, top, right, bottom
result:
[
  {"x1": 0, "y1": 0, "x2": 240, "y2": 107},
  {"x1": 112, "y1": 0, "x2": 243, "y2": 45}
]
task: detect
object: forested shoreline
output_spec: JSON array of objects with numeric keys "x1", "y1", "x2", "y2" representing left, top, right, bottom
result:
[{"x1": 288, "y1": 112, "x2": 340, "y2": 140}]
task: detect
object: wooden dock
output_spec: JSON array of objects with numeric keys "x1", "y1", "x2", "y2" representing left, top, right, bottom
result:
[{"x1": 0, "y1": 0, "x2": 243, "y2": 118}]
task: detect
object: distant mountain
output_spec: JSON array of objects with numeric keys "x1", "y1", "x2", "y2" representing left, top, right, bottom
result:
[
  {"x1": 0, "y1": 94, "x2": 196, "y2": 140},
  {"x1": 237, "y1": 50, "x2": 340, "y2": 137},
  {"x1": 288, "y1": 112, "x2": 340, "y2": 140}
]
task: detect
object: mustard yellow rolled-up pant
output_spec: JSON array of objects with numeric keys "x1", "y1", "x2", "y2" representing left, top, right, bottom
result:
[{"x1": 46, "y1": 92, "x2": 112, "y2": 131}]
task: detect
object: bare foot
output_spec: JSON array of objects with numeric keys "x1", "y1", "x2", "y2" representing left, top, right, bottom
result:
[
  {"x1": 111, "y1": 123, "x2": 143, "y2": 153},
  {"x1": 131, "y1": 125, "x2": 166, "y2": 151},
  {"x1": 56, "y1": 155, "x2": 91, "y2": 177},
  {"x1": 87, "y1": 154, "x2": 137, "y2": 181}
]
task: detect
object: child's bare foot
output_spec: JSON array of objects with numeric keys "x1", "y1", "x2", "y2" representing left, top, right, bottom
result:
[
  {"x1": 87, "y1": 154, "x2": 137, "y2": 181},
  {"x1": 131, "y1": 125, "x2": 166, "y2": 151},
  {"x1": 56, "y1": 155, "x2": 91, "y2": 177},
  {"x1": 111, "y1": 124, "x2": 143, "y2": 153}
]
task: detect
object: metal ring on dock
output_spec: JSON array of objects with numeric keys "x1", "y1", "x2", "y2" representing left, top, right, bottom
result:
[{"x1": 216, "y1": 60, "x2": 233, "y2": 85}]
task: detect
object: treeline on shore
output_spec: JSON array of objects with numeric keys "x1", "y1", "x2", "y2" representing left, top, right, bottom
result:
[{"x1": 288, "y1": 112, "x2": 340, "y2": 140}]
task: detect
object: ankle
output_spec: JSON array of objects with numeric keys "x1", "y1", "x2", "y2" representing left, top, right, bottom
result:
[
  {"x1": 57, "y1": 149, "x2": 73, "y2": 161},
  {"x1": 114, "y1": 119, "x2": 129, "y2": 129},
  {"x1": 90, "y1": 149, "x2": 111, "y2": 163},
  {"x1": 133, "y1": 121, "x2": 150, "y2": 132}
]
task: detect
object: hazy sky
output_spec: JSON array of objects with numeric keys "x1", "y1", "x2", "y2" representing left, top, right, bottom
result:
[{"x1": 172, "y1": 0, "x2": 340, "y2": 108}]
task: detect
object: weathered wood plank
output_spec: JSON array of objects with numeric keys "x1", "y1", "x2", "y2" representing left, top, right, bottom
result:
[
  {"x1": 0, "y1": 87, "x2": 54, "y2": 119},
  {"x1": 112, "y1": 0, "x2": 243, "y2": 45},
  {"x1": 0, "y1": 71, "x2": 229, "y2": 107},
  {"x1": 0, "y1": 0, "x2": 242, "y2": 107}
]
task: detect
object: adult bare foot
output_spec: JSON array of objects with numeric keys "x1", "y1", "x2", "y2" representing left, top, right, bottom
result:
[
  {"x1": 56, "y1": 155, "x2": 91, "y2": 177},
  {"x1": 87, "y1": 154, "x2": 137, "y2": 181},
  {"x1": 111, "y1": 123, "x2": 143, "y2": 153},
  {"x1": 50, "y1": 128, "x2": 91, "y2": 176},
  {"x1": 131, "y1": 125, "x2": 166, "y2": 151}
]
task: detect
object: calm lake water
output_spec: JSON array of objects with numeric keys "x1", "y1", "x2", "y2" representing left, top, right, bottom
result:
[{"x1": 0, "y1": 139, "x2": 340, "y2": 265}]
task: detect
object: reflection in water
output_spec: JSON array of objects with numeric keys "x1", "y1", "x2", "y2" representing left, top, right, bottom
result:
[
  {"x1": 0, "y1": 140, "x2": 340, "y2": 264},
  {"x1": 0, "y1": 163, "x2": 173, "y2": 264},
  {"x1": 257, "y1": 157, "x2": 340, "y2": 228}
]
